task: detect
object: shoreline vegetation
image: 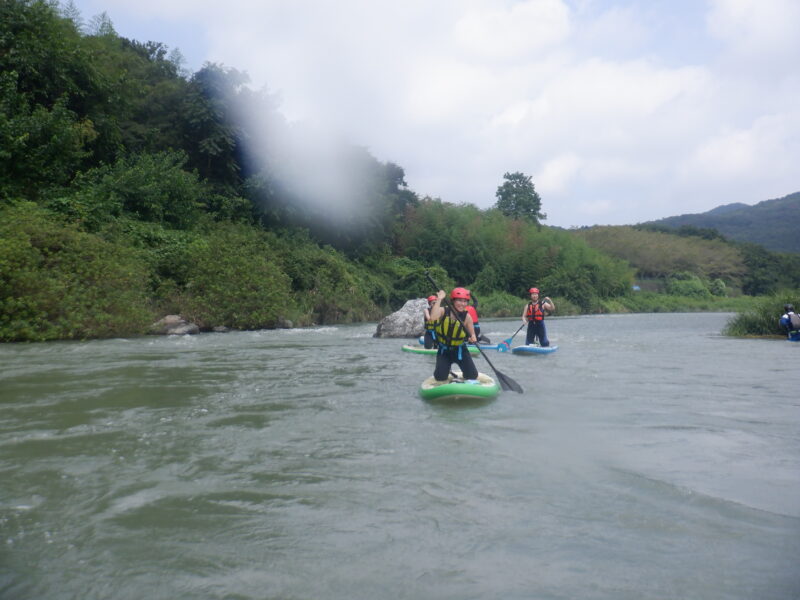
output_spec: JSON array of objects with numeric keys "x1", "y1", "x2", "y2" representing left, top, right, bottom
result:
[{"x1": 1, "y1": 2, "x2": 799, "y2": 343}]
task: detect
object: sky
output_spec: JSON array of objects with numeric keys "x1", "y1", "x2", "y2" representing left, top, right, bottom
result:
[{"x1": 68, "y1": 0, "x2": 800, "y2": 228}]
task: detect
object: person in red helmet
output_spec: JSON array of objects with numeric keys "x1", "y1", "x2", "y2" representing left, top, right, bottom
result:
[
  {"x1": 430, "y1": 287, "x2": 479, "y2": 381},
  {"x1": 423, "y1": 295, "x2": 439, "y2": 349},
  {"x1": 521, "y1": 287, "x2": 555, "y2": 346},
  {"x1": 464, "y1": 291, "x2": 489, "y2": 344}
]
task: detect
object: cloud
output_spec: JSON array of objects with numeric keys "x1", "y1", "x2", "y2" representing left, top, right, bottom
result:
[
  {"x1": 72, "y1": 0, "x2": 800, "y2": 227},
  {"x1": 453, "y1": 0, "x2": 570, "y2": 61},
  {"x1": 707, "y1": 0, "x2": 800, "y2": 65}
]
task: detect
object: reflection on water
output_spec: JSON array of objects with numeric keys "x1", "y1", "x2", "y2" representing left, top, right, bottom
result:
[{"x1": 1, "y1": 314, "x2": 798, "y2": 600}]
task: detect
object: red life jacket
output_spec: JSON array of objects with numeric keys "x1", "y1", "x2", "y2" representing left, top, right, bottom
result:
[
  {"x1": 465, "y1": 305, "x2": 479, "y2": 324},
  {"x1": 526, "y1": 301, "x2": 545, "y2": 322}
]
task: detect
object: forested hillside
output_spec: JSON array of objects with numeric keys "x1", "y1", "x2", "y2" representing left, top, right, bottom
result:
[
  {"x1": 643, "y1": 192, "x2": 800, "y2": 253},
  {"x1": 1, "y1": 1, "x2": 797, "y2": 342},
  {"x1": 573, "y1": 226, "x2": 800, "y2": 296}
]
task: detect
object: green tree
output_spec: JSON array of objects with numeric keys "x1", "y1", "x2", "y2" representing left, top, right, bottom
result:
[
  {"x1": 51, "y1": 151, "x2": 205, "y2": 231},
  {"x1": 181, "y1": 63, "x2": 248, "y2": 189},
  {"x1": 0, "y1": 71, "x2": 96, "y2": 201},
  {"x1": 494, "y1": 171, "x2": 546, "y2": 224}
]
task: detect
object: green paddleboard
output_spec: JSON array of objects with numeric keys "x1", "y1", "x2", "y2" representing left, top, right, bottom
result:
[{"x1": 419, "y1": 371, "x2": 500, "y2": 402}]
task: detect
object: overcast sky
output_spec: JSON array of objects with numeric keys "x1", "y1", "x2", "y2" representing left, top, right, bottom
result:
[{"x1": 68, "y1": 0, "x2": 800, "y2": 228}]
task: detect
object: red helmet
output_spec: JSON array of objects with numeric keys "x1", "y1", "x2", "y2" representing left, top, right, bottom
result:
[
  {"x1": 427, "y1": 295, "x2": 436, "y2": 302},
  {"x1": 529, "y1": 287, "x2": 540, "y2": 294},
  {"x1": 451, "y1": 287, "x2": 471, "y2": 300}
]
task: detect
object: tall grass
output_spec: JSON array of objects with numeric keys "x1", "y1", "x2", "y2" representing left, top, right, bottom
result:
[{"x1": 723, "y1": 291, "x2": 799, "y2": 337}]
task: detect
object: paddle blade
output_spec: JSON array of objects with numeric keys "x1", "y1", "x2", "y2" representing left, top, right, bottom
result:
[
  {"x1": 498, "y1": 341, "x2": 509, "y2": 353},
  {"x1": 496, "y1": 370, "x2": 524, "y2": 393},
  {"x1": 478, "y1": 348, "x2": 523, "y2": 393}
]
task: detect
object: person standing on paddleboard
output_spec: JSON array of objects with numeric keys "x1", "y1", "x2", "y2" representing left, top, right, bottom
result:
[
  {"x1": 522, "y1": 287, "x2": 555, "y2": 347},
  {"x1": 423, "y1": 295, "x2": 439, "y2": 349},
  {"x1": 430, "y1": 288, "x2": 479, "y2": 381}
]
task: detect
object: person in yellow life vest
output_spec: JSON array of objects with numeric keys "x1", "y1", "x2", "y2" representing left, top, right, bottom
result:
[
  {"x1": 430, "y1": 287, "x2": 479, "y2": 381},
  {"x1": 521, "y1": 287, "x2": 555, "y2": 346},
  {"x1": 423, "y1": 295, "x2": 439, "y2": 349}
]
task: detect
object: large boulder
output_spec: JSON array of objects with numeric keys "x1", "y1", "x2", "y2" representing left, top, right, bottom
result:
[
  {"x1": 149, "y1": 315, "x2": 200, "y2": 335},
  {"x1": 374, "y1": 298, "x2": 427, "y2": 338}
]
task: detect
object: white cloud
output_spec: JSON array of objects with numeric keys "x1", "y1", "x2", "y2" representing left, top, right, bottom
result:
[
  {"x1": 453, "y1": 0, "x2": 570, "y2": 61},
  {"x1": 683, "y1": 111, "x2": 800, "y2": 182},
  {"x1": 536, "y1": 154, "x2": 583, "y2": 195},
  {"x1": 70, "y1": 0, "x2": 800, "y2": 227},
  {"x1": 707, "y1": 0, "x2": 800, "y2": 62}
]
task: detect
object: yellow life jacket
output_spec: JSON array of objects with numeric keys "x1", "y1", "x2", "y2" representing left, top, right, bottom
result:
[
  {"x1": 435, "y1": 307, "x2": 468, "y2": 346},
  {"x1": 424, "y1": 310, "x2": 437, "y2": 330}
]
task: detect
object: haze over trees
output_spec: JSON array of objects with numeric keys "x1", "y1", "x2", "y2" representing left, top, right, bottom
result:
[{"x1": 1, "y1": 0, "x2": 797, "y2": 341}]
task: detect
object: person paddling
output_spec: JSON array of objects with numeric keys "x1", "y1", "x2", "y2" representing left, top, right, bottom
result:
[
  {"x1": 423, "y1": 295, "x2": 439, "y2": 349},
  {"x1": 430, "y1": 288, "x2": 479, "y2": 381},
  {"x1": 779, "y1": 303, "x2": 800, "y2": 341},
  {"x1": 464, "y1": 292, "x2": 488, "y2": 343},
  {"x1": 521, "y1": 287, "x2": 555, "y2": 347}
]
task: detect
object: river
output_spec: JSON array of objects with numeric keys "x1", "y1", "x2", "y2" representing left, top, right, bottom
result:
[{"x1": 1, "y1": 313, "x2": 798, "y2": 599}]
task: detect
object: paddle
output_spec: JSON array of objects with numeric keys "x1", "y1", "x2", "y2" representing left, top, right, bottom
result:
[
  {"x1": 425, "y1": 272, "x2": 523, "y2": 394},
  {"x1": 498, "y1": 323, "x2": 526, "y2": 353}
]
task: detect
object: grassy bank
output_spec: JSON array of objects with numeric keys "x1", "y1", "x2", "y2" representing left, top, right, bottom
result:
[{"x1": 722, "y1": 291, "x2": 799, "y2": 338}]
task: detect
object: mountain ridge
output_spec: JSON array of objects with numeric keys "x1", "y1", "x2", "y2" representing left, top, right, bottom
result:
[{"x1": 641, "y1": 191, "x2": 800, "y2": 253}]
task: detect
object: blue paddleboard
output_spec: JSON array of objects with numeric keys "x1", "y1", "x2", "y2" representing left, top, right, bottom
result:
[{"x1": 511, "y1": 344, "x2": 558, "y2": 355}]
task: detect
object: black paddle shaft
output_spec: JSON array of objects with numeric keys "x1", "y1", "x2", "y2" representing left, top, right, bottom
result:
[{"x1": 424, "y1": 272, "x2": 523, "y2": 393}]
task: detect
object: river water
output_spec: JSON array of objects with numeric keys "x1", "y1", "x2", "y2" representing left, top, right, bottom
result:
[{"x1": 1, "y1": 313, "x2": 798, "y2": 600}]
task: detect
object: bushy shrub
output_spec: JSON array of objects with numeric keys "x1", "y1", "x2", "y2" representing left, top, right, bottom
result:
[
  {"x1": 177, "y1": 223, "x2": 293, "y2": 329},
  {"x1": 665, "y1": 272, "x2": 711, "y2": 298},
  {"x1": 51, "y1": 151, "x2": 205, "y2": 230},
  {"x1": 709, "y1": 278, "x2": 727, "y2": 296},
  {"x1": 0, "y1": 202, "x2": 153, "y2": 341}
]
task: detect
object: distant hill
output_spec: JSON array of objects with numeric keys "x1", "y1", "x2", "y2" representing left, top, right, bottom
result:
[{"x1": 642, "y1": 191, "x2": 800, "y2": 254}]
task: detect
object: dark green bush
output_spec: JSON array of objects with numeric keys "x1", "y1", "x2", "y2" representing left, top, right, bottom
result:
[
  {"x1": 0, "y1": 202, "x2": 153, "y2": 341},
  {"x1": 177, "y1": 223, "x2": 293, "y2": 329}
]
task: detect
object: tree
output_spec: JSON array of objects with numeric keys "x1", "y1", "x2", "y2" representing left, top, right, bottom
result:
[{"x1": 494, "y1": 171, "x2": 546, "y2": 224}]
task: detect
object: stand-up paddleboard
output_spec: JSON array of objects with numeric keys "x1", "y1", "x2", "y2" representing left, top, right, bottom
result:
[
  {"x1": 476, "y1": 343, "x2": 503, "y2": 350},
  {"x1": 403, "y1": 344, "x2": 479, "y2": 355},
  {"x1": 419, "y1": 370, "x2": 500, "y2": 402},
  {"x1": 511, "y1": 344, "x2": 558, "y2": 355}
]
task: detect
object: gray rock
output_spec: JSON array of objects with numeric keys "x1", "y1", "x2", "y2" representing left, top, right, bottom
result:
[
  {"x1": 374, "y1": 298, "x2": 427, "y2": 338},
  {"x1": 149, "y1": 315, "x2": 200, "y2": 336}
]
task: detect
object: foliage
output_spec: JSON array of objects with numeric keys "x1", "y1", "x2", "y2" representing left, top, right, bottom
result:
[
  {"x1": 600, "y1": 291, "x2": 752, "y2": 314},
  {"x1": 723, "y1": 290, "x2": 800, "y2": 337},
  {"x1": 708, "y1": 278, "x2": 727, "y2": 296},
  {"x1": 0, "y1": 71, "x2": 96, "y2": 200},
  {"x1": 48, "y1": 151, "x2": 206, "y2": 230},
  {"x1": 176, "y1": 223, "x2": 293, "y2": 329},
  {"x1": 573, "y1": 226, "x2": 747, "y2": 285},
  {"x1": 664, "y1": 272, "x2": 711, "y2": 298},
  {"x1": 737, "y1": 243, "x2": 800, "y2": 296},
  {"x1": 493, "y1": 172, "x2": 545, "y2": 224},
  {"x1": 181, "y1": 64, "x2": 248, "y2": 189},
  {"x1": 257, "y1": 229, "x2": 389, "y2": 324},
  {"x1": 0, "y1": 202, "x2": 153, "y2": 341}
]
